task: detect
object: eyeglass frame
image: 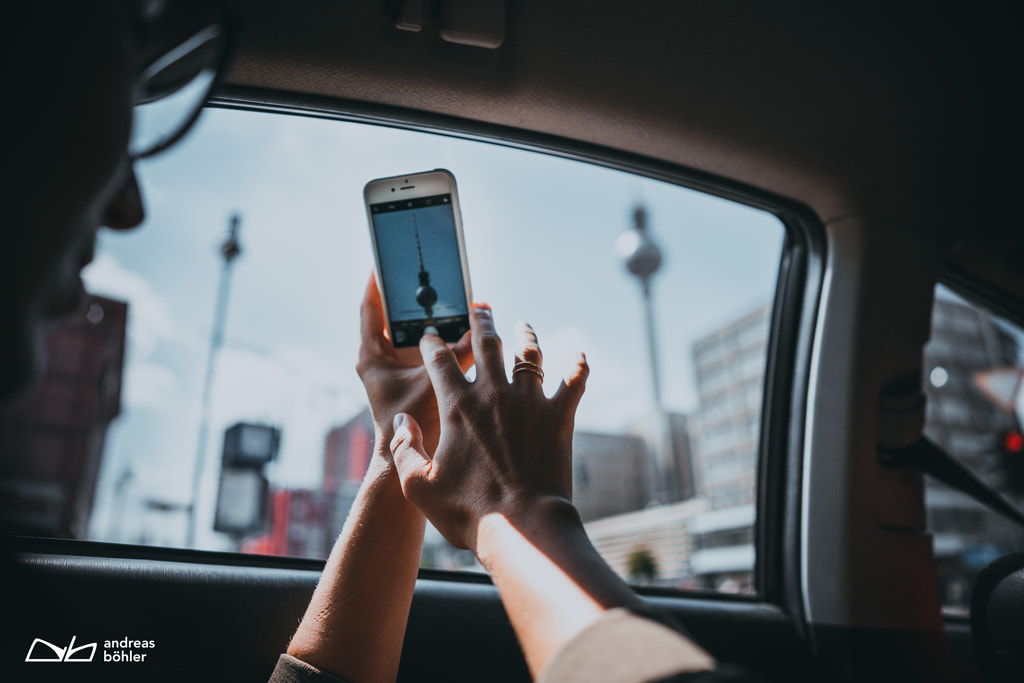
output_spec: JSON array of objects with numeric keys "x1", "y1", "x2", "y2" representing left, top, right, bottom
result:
[{"x1": 128, "y1": 12, "x2": 235, "y2": 161}]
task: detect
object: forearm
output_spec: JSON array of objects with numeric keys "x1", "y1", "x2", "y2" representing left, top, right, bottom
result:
[
  {"x1": 474, "y1": 496, "x2": 647, "y2": 677},
  {"x1": 287, "y1": 434, "x2": 424, "y2": 683}
]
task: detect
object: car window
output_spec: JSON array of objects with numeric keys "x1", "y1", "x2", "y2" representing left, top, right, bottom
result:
[
  {"x1": 924, "y1": 284, "x2": 1024, "y2": 616},
  {"x1": 0, "y1": 108, "x2": 785, "y2": 596}
]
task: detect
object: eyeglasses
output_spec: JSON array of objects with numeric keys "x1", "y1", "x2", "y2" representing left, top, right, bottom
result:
[{"x1": 129, "y1": 18, "x2": 232, "y2": 160}]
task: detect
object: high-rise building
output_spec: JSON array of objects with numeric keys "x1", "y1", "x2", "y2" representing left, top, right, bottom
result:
[
  {"x1": 689, "y1": 306, "x2": 768, "y2": 510},
  {"x1": 685, "y1": 304, "x2": 769, "y2": 590},
  {"x1": 0, "y1": 296, "x2": 127, "y2": 539}
]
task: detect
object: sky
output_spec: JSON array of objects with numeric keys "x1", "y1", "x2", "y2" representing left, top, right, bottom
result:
[{"x1": 83, "y1": 107, "x2": 785, "y2": 549}]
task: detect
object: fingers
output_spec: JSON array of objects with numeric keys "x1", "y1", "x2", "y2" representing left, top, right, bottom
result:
[
  {"x1": 419, "y1": 331, "x2": 470, "y2": 408},
  {"x1": 470, "y1": 303, "x2": 507, "y2": 383},
  {"x1": 552, "y1": 351, "x2": 589, "y2": 417},
  {"x1": 359, "y1": 273, "x2": 389, "y2": 357},
  {"x1": 513, "y1": 320, "x2": 543, "y2": 366},
  {"x1": 452, "y1": 328, "x2": 474, "y2": 374},
  {"x1": 389, "y1": 413, "x2": 431, "y2": 499},
  {"x1": 512, "y1": 321, "x2": 545, "y2": 389}
]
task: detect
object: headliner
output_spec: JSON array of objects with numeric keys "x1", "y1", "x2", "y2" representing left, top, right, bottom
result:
[{"x1": 223, "y1": 0, "x2": 1022, "y2": 301}]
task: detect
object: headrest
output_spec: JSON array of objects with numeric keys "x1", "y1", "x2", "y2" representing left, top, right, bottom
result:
[{"x1": 971, "y1": 551, "x2": 1024, "y2": 682}]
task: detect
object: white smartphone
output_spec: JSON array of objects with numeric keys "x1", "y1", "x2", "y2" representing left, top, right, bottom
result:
[{"x1": 363, "y1": 169, "x2": 473, "y2": 364}]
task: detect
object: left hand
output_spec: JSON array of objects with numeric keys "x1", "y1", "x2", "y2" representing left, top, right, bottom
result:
[{"x1": 355, "y1": 274, "x2": 473, "y2": 455}]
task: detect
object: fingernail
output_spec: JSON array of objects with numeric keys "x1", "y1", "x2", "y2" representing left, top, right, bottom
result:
[
  {"x1": 473, "y1": 303, "x2": 492, "y2": 316},
  {"x1": 576, "y1": 351, "x2": 587, "y2": 363},
  {"x1": 393, "y1": 413, "x2": 407, "y2": 430}
]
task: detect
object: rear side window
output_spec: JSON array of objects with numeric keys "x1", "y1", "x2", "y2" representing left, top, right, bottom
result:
[
  {"x1": 0, "y1": 108, "x2": 785, "y2": 596},
  {"x1": 923, "y1": 285, "x2": 1024, "y2": 616}
]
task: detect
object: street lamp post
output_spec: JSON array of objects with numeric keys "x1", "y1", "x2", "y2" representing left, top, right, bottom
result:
[
  {"x1": 185, "y1": 214, "x2": 242, "y2": 548},
  {"x1": 617, "y1": 204, "x2": 680, "y2": 505}
]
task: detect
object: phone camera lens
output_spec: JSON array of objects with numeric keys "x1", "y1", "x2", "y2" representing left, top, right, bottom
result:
[{"x1": 391, "y1": 188, "x2": 395, "y2": 192}]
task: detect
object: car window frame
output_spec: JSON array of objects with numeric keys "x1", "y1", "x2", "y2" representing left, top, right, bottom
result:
[
  {"x1": 213, "y1": 84, "x2": 829, "y2": 614},
  {"x1": 4, "y1": 85, "x2": 827, "y2": 625}
]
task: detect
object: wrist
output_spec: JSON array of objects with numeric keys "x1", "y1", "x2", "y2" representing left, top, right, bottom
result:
[
  {"x1": 349, "y1": 433, "x2": 422, "y2": 525},
  {"x1": 475, "y1": 495, "x2": 582, "y2": 563}
]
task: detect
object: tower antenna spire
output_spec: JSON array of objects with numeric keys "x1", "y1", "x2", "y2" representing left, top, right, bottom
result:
[{"x1": 412, "y1": 214, "x2": 438, "y2": 319}]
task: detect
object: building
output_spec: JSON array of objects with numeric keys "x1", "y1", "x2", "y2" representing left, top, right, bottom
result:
[
  {"x1": 626, "y1": 412, "x2": 697, "y2": 505},
  {"x1": 573, "y1": 417, "x2": 702, "y2": 587},
  {"x1": 573, "y1": 413, "x2": 694, "y2": 522},
  {"x1": 686, "y1": 504, "x2": 756, "y2": 592},
  {"x1": 923, "y1": 294, "x2": 1024, "y2": 610},
  {"x1": 689, "y1": 305, "x2": 768, "y2": 511},
  {"x1": 584, "y1": 497, "x2": 708, "y2": 587},
  {"x1": 684, "y1": 304, "x2": 770, "y2": 590},
  {"x1": 322, "y1": 408, "x2": 374, "y2": 535},
  {"x1": 572, "y1": 431, "x2": 648, "y2": 522},
  {"x1": 0, "y1": 296, "x2": 127, "y2": 539},
  {"x1": 240, "y1": 488, "x2": 328, "y2": 559}
]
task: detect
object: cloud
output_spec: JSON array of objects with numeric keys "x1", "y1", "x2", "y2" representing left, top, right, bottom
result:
[
  {"x1": 123, "y1": 361, "x2": 179, "y2": 411},
  {"x1": 204, "y1": 343, "x2": 365, "y2": 490},
  {"x1": 82, "y1": 252, "x2": 184, "y2": 359}
]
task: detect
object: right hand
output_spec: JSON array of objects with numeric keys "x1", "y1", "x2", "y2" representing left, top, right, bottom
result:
[{"x1": 388, "y1": 303, "x2": 589, "y2": 552}]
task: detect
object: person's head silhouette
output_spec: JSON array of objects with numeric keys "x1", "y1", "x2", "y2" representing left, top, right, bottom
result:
[{"x1": 1, "y1": 1, "x2": 231, "y2": 403}]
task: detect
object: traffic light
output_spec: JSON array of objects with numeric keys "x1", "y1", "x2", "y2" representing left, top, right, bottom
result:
[{"x1": 213, "y1": 423, "x2": 280, "y2": 535}]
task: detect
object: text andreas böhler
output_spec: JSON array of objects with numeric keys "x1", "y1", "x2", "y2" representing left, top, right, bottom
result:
[{"x1": 103, "y1": 637, "x2": 156, "y2": 662}]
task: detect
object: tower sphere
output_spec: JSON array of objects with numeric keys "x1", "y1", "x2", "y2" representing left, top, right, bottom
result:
[{"x1": 617, "y1": 228, "x2": 662, "y2": 279}]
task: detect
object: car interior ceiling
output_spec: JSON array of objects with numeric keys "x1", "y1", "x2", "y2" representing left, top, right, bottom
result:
[
  {"x1": 224, "y1": 0, "x2": 1022, "y2": 303},
  {"x1": 8, "y1": 1, "x2": 1024, "y2": 682}
]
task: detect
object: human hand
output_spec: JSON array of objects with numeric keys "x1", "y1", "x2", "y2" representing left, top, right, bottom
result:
[
  {"x1": 388, "y1": 303, "x2": 589, "y2": 552},
  {"x1": 355, "y1": 275, "x2": 472, "y2": 456}
]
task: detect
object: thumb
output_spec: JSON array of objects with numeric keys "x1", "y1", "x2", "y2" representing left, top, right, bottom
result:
[{"x1": 390, "y1": 413, "x2": 431, "y2": 499}]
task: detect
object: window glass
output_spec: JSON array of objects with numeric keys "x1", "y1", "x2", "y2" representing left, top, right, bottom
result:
[
  {"x1": 924, "y1": 285, "x2": 1024, "y2": 616},
  {"x1": 0, "y1": 108, "x2": 784, "y2": 595}
]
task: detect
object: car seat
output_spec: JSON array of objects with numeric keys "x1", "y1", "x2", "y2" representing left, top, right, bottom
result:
[{"x1": 971, "y1": 551, "x2": 1024, "y2": 682}]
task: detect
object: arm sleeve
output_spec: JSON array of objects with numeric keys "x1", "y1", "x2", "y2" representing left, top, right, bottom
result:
[
  {"x1": 538, "y1": 608, "x2": 760, "y2": 683},
  {"x1": 267, "y1": 654, "x2": 355, "y2": 683}
]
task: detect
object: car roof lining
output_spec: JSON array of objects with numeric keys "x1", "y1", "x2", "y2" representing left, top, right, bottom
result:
[{"x1": 222, "y1": 0, "x2": 1023, "y2": 303}]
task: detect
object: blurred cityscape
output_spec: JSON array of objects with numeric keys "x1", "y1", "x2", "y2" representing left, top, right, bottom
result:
[
  {"x1": 922, "y1": 295, "x2": 1024, "y2": 612},
  {"x1": 2, "y1": 292, "x2": 1021, "y2": 602}
]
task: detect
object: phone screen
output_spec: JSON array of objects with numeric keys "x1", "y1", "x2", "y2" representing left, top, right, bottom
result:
[{"x1": 369, "y1": 193, "x2": 470, "y2": 346}]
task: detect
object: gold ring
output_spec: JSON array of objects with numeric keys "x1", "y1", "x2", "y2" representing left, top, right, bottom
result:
[{"x1": 512, "y1": 360, "x2": 544, "y2": 381}]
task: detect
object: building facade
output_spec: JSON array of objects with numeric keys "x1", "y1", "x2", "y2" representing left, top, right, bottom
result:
[
  {"x1": 684, "y1": 304, "x2": 770, "y2": 590},
  {"x1": 572, "y1": 431, "x2": 649, "y2": 522},
  {"x1": 584, "y1": 497, "x2": 708, "y2": 588},
  {"x1": 0, "y1": 296, "x2": 127, "y2": 539},
  {"x1": 322, "y1": 408, "x2": 374, "y2": 536},
  {"x1": 572, "y1": 413, "x2": 695, "y2": 514}
]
